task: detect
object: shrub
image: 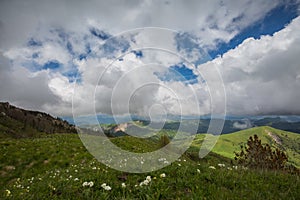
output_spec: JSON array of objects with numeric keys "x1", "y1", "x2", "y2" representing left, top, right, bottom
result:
[
  {"x1": 234, "y1": 134, "x2": 288, "y2": 170},
  {"x1": 159, "y1": 134, "x2": 170, "y2": 148}
]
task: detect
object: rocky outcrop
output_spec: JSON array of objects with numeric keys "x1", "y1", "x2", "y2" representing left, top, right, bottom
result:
[{"x1": 0, "y1": 102, "x2": 76, "y2": 134}]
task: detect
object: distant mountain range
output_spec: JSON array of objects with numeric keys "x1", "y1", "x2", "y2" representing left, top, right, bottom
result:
[
  {"x1": 64, "y1": 113, "x2": 300, "y2": 134},
  {"x1": 0, "y1": 102, "x2": 76, "y2": 138}
]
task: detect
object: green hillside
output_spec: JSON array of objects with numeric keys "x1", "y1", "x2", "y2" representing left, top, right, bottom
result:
[
  {"x1": 196, "y1": 126, "x2": 300, "y2": 168},
  {"x1": 0, "y1": 132, "x2": 299, "y2": 199}
]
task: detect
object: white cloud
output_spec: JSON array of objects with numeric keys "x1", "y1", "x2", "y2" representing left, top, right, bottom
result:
[
  {"x1": 200, "y1": 16, "x2": 300, "y2": 115},
  {"x1": 0, "y1": 0, "x2": 299, "y2": 117},
  {"x1": 0, "y1": 0, "x2": 281, "y2": 49}
]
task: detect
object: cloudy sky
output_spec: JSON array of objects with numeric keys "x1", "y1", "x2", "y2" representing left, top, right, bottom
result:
[{"x1": 1, "y1": 0, "x2": 300, "y2": 118}]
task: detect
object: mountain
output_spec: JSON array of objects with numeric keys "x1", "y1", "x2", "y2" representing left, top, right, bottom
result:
[
  {"x1": 65, "y1": 114, "x2": 300, "y2": 134},
  {"x1": 0, "y1": 102, "x2": 76, "y2": 138}
]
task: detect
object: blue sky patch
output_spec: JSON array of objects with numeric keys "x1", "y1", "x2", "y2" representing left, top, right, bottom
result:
[
  {"x1": 102, "y1": 36, "x2": 130, "y2": 57},
  {"x1": 63, "y1": 68, "x2": 81, "y2": 83},
  {"x1": 209, "y1": 2, "x2": 299, "y2": 58},
  {"x1": 154, "y1": 63, "x2": 198, "y2": 84},
  {"x1": 27, "y1": 38, "x2": 42, "y2": 47},
  {"x1": 42, "y1": 60, "x2": 61, "y2": 70},
  {"x1": 90, "y1": 27, "x2": 110, "y2": 40},
  {"x1": 132, "y1": 50, "x2": 143, "y2": 58}
]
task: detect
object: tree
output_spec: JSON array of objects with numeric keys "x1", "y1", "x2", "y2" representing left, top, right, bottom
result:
[
  {"x1": 159, "y1": 134, "x2": 170, "y2": 148},
  {"x1": 234, "y1": 134, "x2": 288, "y2": 170}
]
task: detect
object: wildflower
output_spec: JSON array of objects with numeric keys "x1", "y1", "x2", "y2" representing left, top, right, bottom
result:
[
  {"x1": 5, "y1": 189, "x2": 11, "y2": 197},
  {"x1": 233, "y1": 166, "x2": 238, "y2": 170},
  {"x1": 140, "y1": 179, "x2": 150, "y2": 186},
  {"x1": 101, "y1": 183, "x2": 111, "y2": 190},
  {"x1": 74, "y1": 178, "x2": 79, "y2": 181},
  {"x1": 146, "y1": 176, "x2": 151, "y2": 182},
  {"x1": 227, "y1": 167, "x2": 232, "y2": 170},
  {"x1": 89, "y1": 181, "x2": 94, "y2": 187},
  {"x1": 178, "y1": 163, "x2": 181, "y2": 166},
  {"x1": 121, "y1": 183, "x2": 126, "y2": 188},
  {"x1": 83, "y1": 181, "x2": 94, "y2": 187},
  {"x1": 218, "y1": 163, "x2": 225, "y2": 167},
  {"x1": 197, "y1": 169, "x2": 201, "y2": 173},
  {"x1": 160, "y1": 173, "x2": 166, "y2": 178},
  {"x1": 82, "y1": 182, "x2": 89, "y2": 187},
  {"x1": 104, "y1": 185, "x2": 111, "y2": 190},
  {"x1": 209, "y1": 166, "x2": 216, "y2": 170},
  {"x1": 92, "y1": 166, "x2": 97, "y2": 170}
]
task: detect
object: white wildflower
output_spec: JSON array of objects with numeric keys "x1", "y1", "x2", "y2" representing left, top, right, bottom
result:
[
  {"x1": 209, "y1": 166, "x2": 216, "y2": 170},
  {"x1": 5, "y1": 189, "x2": 11, "y2": 197},
  {"x1": 82, "y1": 182, "x2": 89, "y2": 187},
  {"x1": 197, "y1": 169, "x2": 201, "y2": 173},
  {"x1": 83, "y1": 181, "x2": 94, "y2": 187},
  {"x1": 160, "y1": 173, "x2": 166, "y2": 178},
  {"x1": 101, "y1": 183, "x2": 111, "y2": 190},
  {"x1": 140, "y1": 179, "x2": 150, "y2": 186},
  {"x1": 74, "y1": 178, "x2": 79, "y2": 181},
  {"x1": 146, "y1": 176, "x2": 151, "y2": 182},
  {"x1": 104, "y1": 185, "x2": 111, "y2": 191},
  {"x1": 121, "y1": 183, "x2": 126, "y2": 188},
  {"x1": 88, "y1": 181, "x2": 94, "y2": 187},
  {"x1": 218, "y1": 163, "x2": 225, "y2": 167}
]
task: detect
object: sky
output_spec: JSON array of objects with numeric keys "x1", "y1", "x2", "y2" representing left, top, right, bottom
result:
[{"x1": 0, "y1": 0, "x2": 300, "y2": 118}]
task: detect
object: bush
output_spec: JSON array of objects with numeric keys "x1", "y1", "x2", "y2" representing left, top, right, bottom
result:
[
  {"x1": 234, "y1": 134, "x2": 288, "y2": 170},
  {"x1": 159, "y1": 134, "x2": 170, "y2": 148}
]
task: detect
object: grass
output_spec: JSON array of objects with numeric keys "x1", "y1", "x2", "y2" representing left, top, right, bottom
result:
[
  {"x1": 209, "y1": 126, "x2": 300, "y2": 168},
  {"x1": 0, "y1": 133, "x2": 299, "y2": 199}
]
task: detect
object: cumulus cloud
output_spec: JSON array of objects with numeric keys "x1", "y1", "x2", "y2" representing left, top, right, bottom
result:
[
  {"x1": 0, "y1": 0, "x2": 299, "y2": 118},
  {"x1": 0, "y1": 0, "x2": 281, "y2": 49},
  {"x1": 201, "y1": 16, "x2": 300, "y2": 115}
]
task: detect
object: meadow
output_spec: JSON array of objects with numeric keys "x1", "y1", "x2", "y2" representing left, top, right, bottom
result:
[{"x1": 1, "y1": 133, "x2": 299, "y2": 199}]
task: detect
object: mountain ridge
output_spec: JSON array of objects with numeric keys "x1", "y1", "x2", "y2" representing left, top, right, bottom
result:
[{"x1": 0, "y1": 102, "x2": 76, "y2": 138}]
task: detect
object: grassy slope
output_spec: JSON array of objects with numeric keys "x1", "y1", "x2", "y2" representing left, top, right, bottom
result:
[
  {"x1": 0, "y1": 133, "x2": 299, "y2": 199},
  {"x1": 206, "y1": 126, "x2": 300, "y2": 167}
]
